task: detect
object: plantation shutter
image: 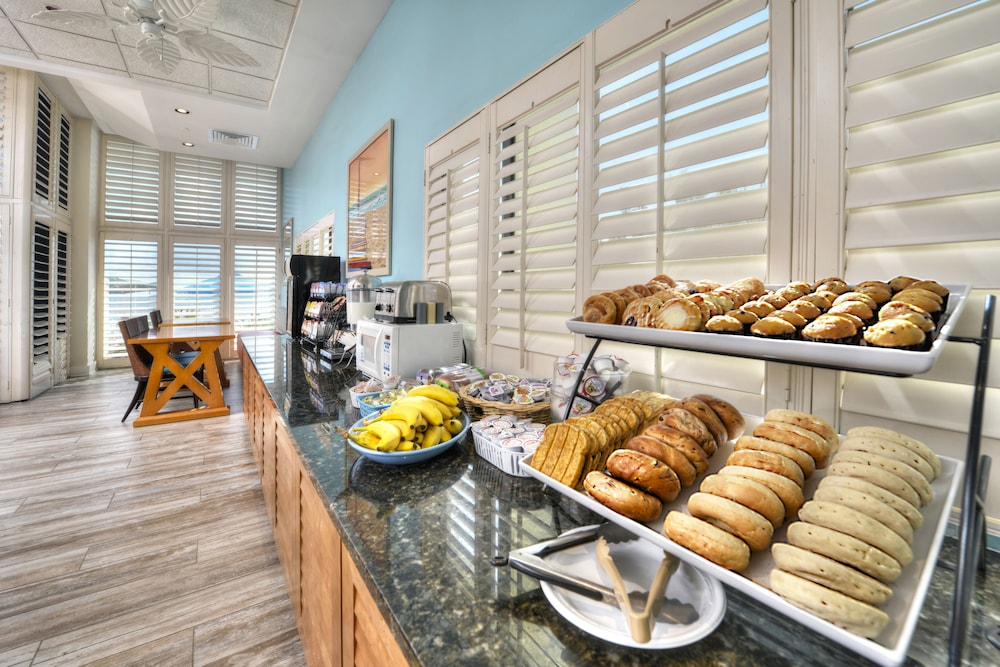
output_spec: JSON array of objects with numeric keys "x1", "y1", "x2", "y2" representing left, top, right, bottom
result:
[
  {"x1": 234, "y1": 162, "x2": 279, "y2": 233},
  {"x1": 57, "y1": 113, "x2": 70, "y2": 211},
  {"x1": 104, "y1": 139, "x2": 160, "y2": 225},
  {"x1": 489, "y1": 49, "x2": 582, "y2": 375},
  {"x1": 31, "y1": 222, "x2": 50, "y2": 363},
  {"x1": 233, "y1": 244, "x2": 277, "y2": 332},
  {"x1": 839, "y1": 0, "x2": 1000, "y2": 462},
  {"x1": 172, "y1": 241, "x2": 222, "y2": 322},
  {"x1": 34, "y1": 88, "x2": 51, "y2": 202},
  {"x1": 53, "y1": 228, "x2": 69, "y2": 382},
  {"x1": 102, "y1": 238, "x2": 158, "y2": 359},
  {"x1": 590, "y1": 0, "x2": 771, "y2": 407},
  {"x1": 426, "y1": 112, "x2": 485, "y2": 350},
  {"x1": 173, "y1": 154, "x2": 223, "y2": 229}
]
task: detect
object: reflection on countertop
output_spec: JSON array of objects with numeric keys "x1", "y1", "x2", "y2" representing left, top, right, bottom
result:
[{"x1": 239, "y1": 332, "x2": 999, "y2": 667}]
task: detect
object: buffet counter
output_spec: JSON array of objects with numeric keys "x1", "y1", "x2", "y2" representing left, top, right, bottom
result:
[{"x1": 238, "y1": 332, "x2": 997, "y2": 667}]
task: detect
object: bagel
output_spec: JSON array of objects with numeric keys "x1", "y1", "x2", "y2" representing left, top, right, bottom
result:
[
  {"x1": 825, "y1": 461, "x2": 921, "y2": 509},
  {"x1": 797, "y1": 500, "x2": 913, "y2": 567},
  {"x1": 839, "y1": 435, "x2": 935, "y2": 483},
  {"x1": 726, "y1": 449, "x2": 805, "y2": 488},
  {"x1": 691, "y1": 394, "x2": 746, "y2": 441},
  {"x1": 657, "y1": 407, "x2": 717, "y2": 456},
  {"x1": 664, "y1": 510, "x2": 750, "y2": 572},
  {"x1": 813, "y1": 484, "x2": 913, "y2": 544},
  {"x1": 700, "y1": 473, "x2": 785, "y2": 529},
  {"x1": 624, "y1": 435, "x2": 697, "y2": 487},
  {"x1": 753, "y1": 421, "x2": 830, "y2": 468},
  {"x1": 786, "y1": 522, "x2": 902, "y2": 584},
  {"x1": 832, "y1": 450, "x2": 932, "y2": 507},
  {"x1": 734, "y1": 435, "x2": 815, "y2": 479},
  {"x1": 818, "y1": 475, "x2": 923, "y2": 531},
  {"x1": 769, "y1": 569, "x2": 889, "y2": 638},
  {"x1": 687, "y1": 492, "x2": 774, "y2": 551},
  {"x1": 606, "y1": 448, "x2": 681, "y2": 503},
  {"x1": 762, "y1": 408, "x2": 839, "y2": 454},
  {"x1": 583, "y1": 471, "x2": 662, "y2": 522},
  {"x1": 771, "y1": 543, "x2": 893, "y2": 606},
  {"x1": 676, "y1": 397, "x2": 729, "y2": 449},
  {"x1": 845, "y1": 426, "x2": 941, "y2": 479},
  {"x1": 717, "y1": 465, "x2": 804, "y2": 519},
  {"x1": 642, "y1": 424, "x2": 710, "y2": 476}
]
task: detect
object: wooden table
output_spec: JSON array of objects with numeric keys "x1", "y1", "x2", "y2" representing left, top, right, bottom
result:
[{"x1": 128, "y1": 323, "x2": 235, "y2": 427}]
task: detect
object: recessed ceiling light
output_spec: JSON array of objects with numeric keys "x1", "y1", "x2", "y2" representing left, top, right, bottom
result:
[
  {"x1": 175, "y1": 108, "x2": 190, "y2": 114},
  {"x1": 182, "y1": 141, "x2": 194, "y2": 147}
]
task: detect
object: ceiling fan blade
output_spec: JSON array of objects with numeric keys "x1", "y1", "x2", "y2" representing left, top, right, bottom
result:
[
  {"x1": 176, "y1": 31, "x2": 259, "y2": 67},
  {"x1": 156, "y1": 0, "x2": 220, "y2": 30},
  {"x1": 136, "y1": 34, "x2": 182, "y2": 74},
  {"x1": 31, "y1": 9, "x2": 128, "y2": 30}
]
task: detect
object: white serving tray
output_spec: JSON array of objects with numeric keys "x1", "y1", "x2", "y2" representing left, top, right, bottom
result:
[
  {"x1": 521, "y1": 426, "x2": 962, "y2": 667},
  {"x1": 566, "y1": 284, "x2": 970, "y2": 376}
]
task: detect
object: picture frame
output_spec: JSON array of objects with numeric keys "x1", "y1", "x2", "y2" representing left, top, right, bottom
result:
[{"x1": 347, "y1": 119, "x2": 393, "y2": 276}]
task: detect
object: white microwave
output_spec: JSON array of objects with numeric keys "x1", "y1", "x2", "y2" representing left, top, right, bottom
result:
[{"x1": 355, "y1": 319, "x2": 464, "y2": 380}]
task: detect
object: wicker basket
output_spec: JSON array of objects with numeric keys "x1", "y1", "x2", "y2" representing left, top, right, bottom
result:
[{"x1": 459, "y1": 383, "x2": 551, "y2": 424}]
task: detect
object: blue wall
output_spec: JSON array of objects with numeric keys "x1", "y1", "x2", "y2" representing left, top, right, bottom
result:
[{"x1": 282, "y1": 0, "x2": 633, "y2": 281}]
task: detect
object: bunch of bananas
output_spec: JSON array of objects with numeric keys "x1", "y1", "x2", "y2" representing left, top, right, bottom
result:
[{"x1": 349, "y1": 384, "x2": 465, "y2": 452}]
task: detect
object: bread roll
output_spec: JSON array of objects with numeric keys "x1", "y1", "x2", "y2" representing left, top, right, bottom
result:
[
  {"x1": 605, "y1": 448, "x2": 681, "y2": 503},
  {"x1": 664, "y1": 511, "x2": 750, "y2": 572},
  {"x1": 700, "y1": 473, "x2": 785, "y2": 529},
  {"x1": 583, "y1": 471, "x2": 662, "y2": 522},
  {"x1": 688, "y1": 492, "x2": 774, "y2": 551}
]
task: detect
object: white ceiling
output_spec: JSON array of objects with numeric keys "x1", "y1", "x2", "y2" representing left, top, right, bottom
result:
[{"x1": 0, "y1": 0, "x2": 392, "y2": 167}]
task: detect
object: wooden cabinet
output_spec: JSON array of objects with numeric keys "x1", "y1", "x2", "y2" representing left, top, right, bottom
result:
[{"x1": 240, "y1": 339, "x2": 408, "y2": 667}]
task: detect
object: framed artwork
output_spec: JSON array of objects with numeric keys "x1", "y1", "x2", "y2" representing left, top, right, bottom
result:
[{"x1": 347, "y1": 119, "x2": 393, "y2": 276}]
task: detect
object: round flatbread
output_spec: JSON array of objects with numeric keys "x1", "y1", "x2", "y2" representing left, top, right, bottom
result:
[
  {"x1": 787, "y1": 522, "x2": 902, "y2": 583},
  {"x1": 797, "y1": 500, "x2": 913, "y2": 567},
  {"x1": 812, "y1": 484, "x2": 913, "y2": 544},
  {"x1": 771, "y1": 543, "x2": 893, "y2": 606},
  {"x1": 832, "y1": 450, "x2": 932, "y2": 507},
  {"x1": 840, "y1": 435, "x2": 936, "y2": 483},
  {"x1": 769, "y1": 569, "x2": 889, "y2": 638},
  {"x1": 825, "y1": 461, "x2": 922, "y2": 509},
  {"x1": 818, "y1": 475, "x2": 923, "y2": 531},
  {"x1": 845, "y1": 426, "x2": 941, "y2": 479}
]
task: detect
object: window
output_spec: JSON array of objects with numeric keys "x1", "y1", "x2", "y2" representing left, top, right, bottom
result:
[
  {"x1": 234, "y1": 244, "x2": 278, "y2": 331},
  {"x1": 34, "y1": 88, "x2": 51, "y2": 201},
  {"x1": 235, "y1": 163, "x2": 280, "y2": 233},
  {"x1": 32, "y1": 221, "x2": 51, "y2": 362},
  {"x1": 104, "y1": 139, "x2": 160, "y2": 225},
  {"x1": 174, "y1": 154, "x2": 223, "y2": 229},
  {"x1": 57, "y1": 113, "x2": 70, "y2": 211},
  {"x1": 101, "y1": 238, "x2": 158, "y2": 360},
  {"x1": 172, "y1": 241, "x2": 222, "y2": 322}
]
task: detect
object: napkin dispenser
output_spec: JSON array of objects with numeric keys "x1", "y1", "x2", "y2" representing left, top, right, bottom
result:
[{"x1": 373, "y1": 280, "x2": 452, "y2": 323}]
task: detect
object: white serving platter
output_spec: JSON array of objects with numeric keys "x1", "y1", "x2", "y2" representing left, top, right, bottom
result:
[
  {"x1": 521, "y1": 427, "x2": 962, "y2": 667},
  {"x1": 566, "y1": 284, "x2": 970, "y2": 376}
]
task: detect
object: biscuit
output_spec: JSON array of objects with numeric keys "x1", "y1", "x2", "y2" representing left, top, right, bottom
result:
[
  {"x1": 845, "y1": 426, "x2": 941, "y2": 480},
  {"x1": 688, "y1": 491, "x2": 774, "y2": 551},
  {"x1": 798, "y1": 500, "x2": 913, "y2": 567},
  {"x1": 818, "y1": 475, "x2": 923, "y2": 531},
  {"x1": 826, "y1": 461, "x2": 921, "y2": 509},
  {"x1": 664, "y1": 510, "x2": 750, "y2": 572},
  {"x1": 840, "y1": 435, "x2": 936, "y2": 482},
  {"x1": 700, "y1": 473, "x2": 785, "y2": 529},
  {"x1": 832, "y1": 450, "x2": 932, "y2": 507},
  {"x1": 787, "y1": 522, "x2": 902, "y2": 583},
  {"x1": 726, "y1": 449, "x2": 805, "y2": 487},
  {"x1": 769, "y1": 569, "x2": 889, "y2": 638},
  {"x1": 735, "y1": 435, "x2": 815, "y2": 478},
  {"x1": 771, "y1": 543, "x2": 893, "y2": 606},
  {"x1": 753, "y1": 420, "x2": 830, "y2": 468},
  {"x1": 718, "y1": 465, "x2": 805, "y2": 519},
  {"x1": 813, "y1": 484, "x2": 913, "y2": 544},
  {"x1": 691, "y1": 393, "x2": 746, "y2": 441}
]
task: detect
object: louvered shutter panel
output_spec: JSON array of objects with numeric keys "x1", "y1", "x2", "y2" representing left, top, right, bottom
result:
[
  {"x1": 489, "y1": 50, "x2": 582, "y2": 375},
  {"x1": 34, "y1": 88, "x2": 51, "y2": 201},
  {"x1": 839, "y1": 0, "x2": 1000, "y2": 459},
  {"x1": 172, "y1": 242, "x2": 222, "y2": 322},
  {"x1": 174, "y1": 155, "x2": 223, "y2": 229},
  {"x1": 31, "y1": 222, "x2": 50, "y2": 362},
  {"x1": 591, "y1": 0, "x2": 770, "y2": 405},
  {"x1": 104, "y1": 139, "x2": 160, "y2": 225},
  {"x1": 102, "y1": 238, "x2": 158, "y2": 359},
  {"x1": 234, "y1": 162, "x2": 279, "y2": 233},
  {"x1": 54, "y1": 228, "x2": 69, "y2": 382},
  {"x1": 234, "y1": 244, "x2": 277, "y2": 331},
  {"x1": 1, "y1": 68, "x2": 7, "y2": 195},
  {"x1": 57, "y1": 113, "x2": 70, "y2": 211},
  {"x1": 426, "y1": 113, "x2": 484, "y2": 348}
]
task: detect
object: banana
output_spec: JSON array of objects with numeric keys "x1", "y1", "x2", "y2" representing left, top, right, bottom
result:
[
  {"x1": 406, "y1": 384, "x2": 460, "y2": 407},
  {"x1": 379, "y1": 418, "x2": 415, "y2": 440},
  {"x1": 422, "y1": 424, "x2": 445, "y2": 449},
  {"x1": 394, "y1": 397, "x2": 444, "y2": 426},
  {"x1": 371, "y1": 403, "x2": 422, "y2": 428},
  {"x1": 444, "y1": 418, "x2": 464, "y2": 436},
  {"x1": 348, "y1": 430, "x2": 381, "y2": 450},
  {"x1": 397, "y1": 440, "x2": 417, "y2": 451},
  {"x1": 363, "y1": 421, "x2": 402, "y2": 452}
]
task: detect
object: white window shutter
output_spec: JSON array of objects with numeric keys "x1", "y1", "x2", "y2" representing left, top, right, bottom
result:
[
  {"x1": 172, "y1": 241, "x2": 222, "y2": 322},
  {"x1": 840, "y1": 0, "x2": 1000, "y2": 458},
  {"x1": 101, "y1": 238, "x2": 158, "y2": 360},
  {"x1": 426, "y1": 112, "x2": 485, "y2": 352},
  {"x1": 103, "y1": 139, "x2": 160, "y2": 225},
  {"x1": 234, "y1": 244, "x2": 278, "y2": 332},
  {"x1": 173, "y1": 154, "x2": 223, "y2": 229},
  {"x1": 234, "y1": 162, "x2": 280, "y2": 233},
  {"x1": 489, "y1": 49, "x2": 583, "y2": 375}
]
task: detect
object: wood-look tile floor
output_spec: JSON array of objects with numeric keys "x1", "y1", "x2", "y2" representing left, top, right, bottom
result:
[{"x1": 0, "y1": 363, "x2": 306, "y2": 667}]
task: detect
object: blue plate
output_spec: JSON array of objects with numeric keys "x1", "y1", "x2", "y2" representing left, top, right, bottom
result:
[{"x1": 346, "y1": 412, "x2": 470, "y2": 465}]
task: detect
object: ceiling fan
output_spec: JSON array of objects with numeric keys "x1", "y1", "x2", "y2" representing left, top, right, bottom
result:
[{"x1": 32, "y1": 0, "x2": 259, "y2": 76}]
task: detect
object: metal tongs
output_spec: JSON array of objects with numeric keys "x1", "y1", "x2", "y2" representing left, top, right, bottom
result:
[{"x1": 595, "y1": 534, "x2": 678, "y2": 643}]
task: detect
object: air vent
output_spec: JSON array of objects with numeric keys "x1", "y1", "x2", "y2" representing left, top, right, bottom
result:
[{"x1": 209, "y1": 129, "x2": 259, "y2": 149}]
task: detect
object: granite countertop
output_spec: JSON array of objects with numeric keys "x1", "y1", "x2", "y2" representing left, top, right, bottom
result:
[{"x1": 239, "y1": 332, "x2": 999, "y2": 667}]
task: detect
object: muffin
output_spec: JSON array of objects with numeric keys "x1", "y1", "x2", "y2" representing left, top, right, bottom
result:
[
  {"x1": 833, "y1": 291, "x2": 878, "y2": 311},
  {"x1": 878, "y1": 301, "x2": 936, "y2": 334},
  {"x1": 769, "y1": 309, "x2": 808, "y2": 330},
  {"x1": 863, "y1": 319, "x2": 927, "y2": 350},
  {"x1": 758, "y1": 292, "x2": 790, "y2": 309},
  {"x1": 705, "y1": 314, "x2": 745, "y2": 335},
  {"x1": 742, "y1": 300, "x2": 777, "y2": 319},
  {"x1": 854, "y1": 280, "x2": 893, "y2": 305},
  {"x1": 828, "y1": 300, "x2": 875, "y2": 325},
  {"x1": 784, "y1": 299, "x2": 823, "y2": 321},
  {"x1": 813, "y1": 277, "x2": 850, "y2": 295},
  {"x1": 775, "y1": 285, "x2": 807, "y2": 302},
  {"x1": 750, "y1": 316, "x2": 797, "y2": 340},
  {"x1": 802, "y1": 314, "x2": 860, "y2": 344},
  {"x1": 888, "y1": 275, "x2": 919, "y2": 292},
  {"x1": 892, "y1": 289, "x2": 943, "y2": 321},
  {"x1": 907, "y1": 280, "x2": 950, "y2": 309},
  {"x1": 798, "y1": 292, "x2": 834, "y2": 310},
  {"x1": 726, "y1": 308, "x2": 759, "y2": 333}
]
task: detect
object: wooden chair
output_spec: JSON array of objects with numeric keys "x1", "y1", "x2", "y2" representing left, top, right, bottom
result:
[
  {"x1": 149, "y1": 309, "x2": 163, "y2": 329},
  {"x1": 119, "y1": 317, "x2": 200, "y2": 422}
]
